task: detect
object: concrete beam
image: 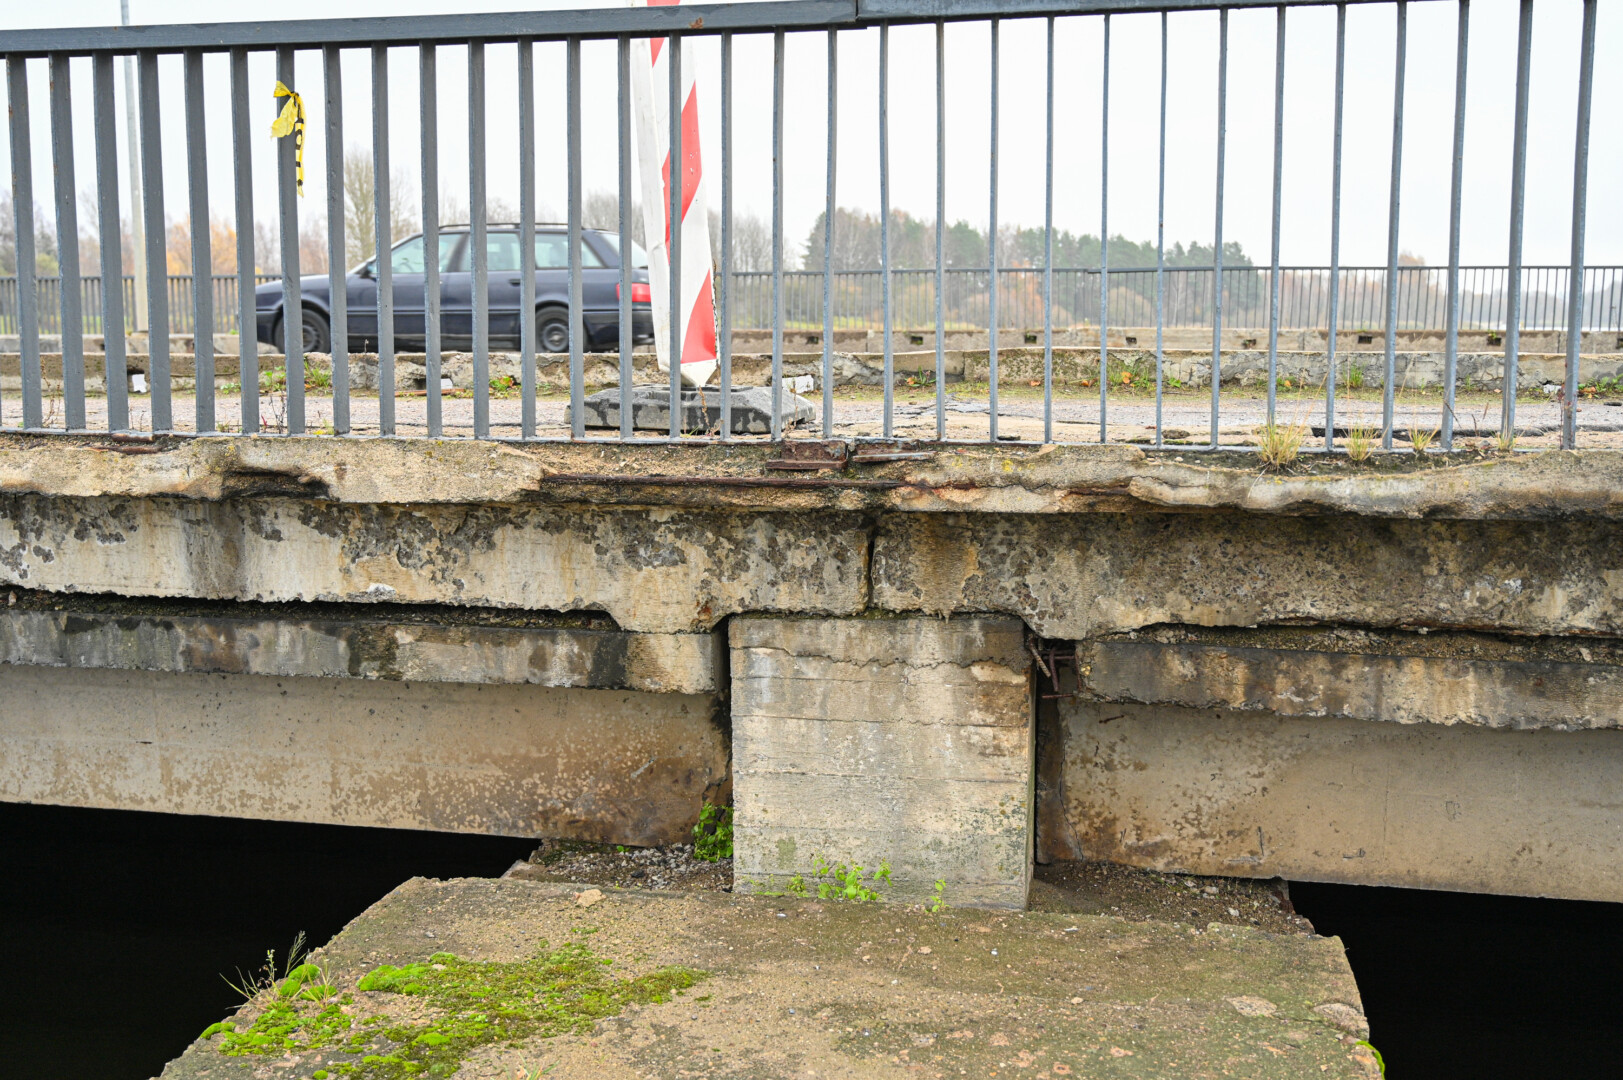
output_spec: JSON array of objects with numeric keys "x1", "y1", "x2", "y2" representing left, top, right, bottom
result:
[
  {"x1": 732, "y1": 614, "x2": 1034, "y2": 909},
  {"x1": 0, "y1": 602, "x2": 721, "y2": 694},
  {"x1": 1040, "y1": 699, "x2": 1623, "y2": 903},
  {"x1": 0, "y1": 495, "x2": 869, "y2": 634},
  {"x1": 873, "y1": 512, "x2": 1623, "y2": 639},
  {"x1": 0, "y1": 664, "x2": 726, "y2": 843},
  {"x1": 1080, "y1": 635, "x2": 1623, "y2": 732}
]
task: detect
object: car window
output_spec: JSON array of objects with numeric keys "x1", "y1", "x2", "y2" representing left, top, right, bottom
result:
[
  {"x1": 480, "y1": 232, "x2": 524, "y2": 272},
  {"x1": 535, "y1": 233, "x2": 606, "y2": 269},
  {"x1": 597, "y1": 233, "x2": 649, "y2": 269},
  {"x1": 380, "y1": 234, "x2": 460, "y2": 274}
]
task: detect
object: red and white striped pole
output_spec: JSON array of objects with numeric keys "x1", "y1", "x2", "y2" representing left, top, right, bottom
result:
[{"x1": 630, "y1": 0, "x2": 719, "y2": 387}]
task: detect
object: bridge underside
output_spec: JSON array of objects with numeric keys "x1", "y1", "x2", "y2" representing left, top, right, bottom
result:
[{"x1": 2, "y1": 435, "x2": 1620, "y2": 907}]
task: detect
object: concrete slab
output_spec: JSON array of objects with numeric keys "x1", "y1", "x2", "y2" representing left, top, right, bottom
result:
[
  {"x1": 157, "y1": 877, "x2": 1378, "y2": 1080},
  {"x1": 583, "y1": 384, "x2": 816, "y2": 435}
]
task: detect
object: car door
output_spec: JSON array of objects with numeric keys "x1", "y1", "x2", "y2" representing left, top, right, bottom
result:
[
  {"x1": 438, "y1": 233, "x2": 473, "y2": 349},
  {"x1": 384, "y1": 233, "x2": 461, "y2": 349},
  {"x1": 480, "y1": 231, "x2": 525, "y2": 348}
]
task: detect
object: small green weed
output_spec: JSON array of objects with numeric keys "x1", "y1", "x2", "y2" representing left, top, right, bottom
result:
[
  {"x1": 927, "y1": 879, "x2": 948, "y2": 914},
  {"x1": 692, "y1": 802, "x2": 734, "y2": 862},
  {"x1": 782, "y1": 855, "x2": 892, "y2": 902}
]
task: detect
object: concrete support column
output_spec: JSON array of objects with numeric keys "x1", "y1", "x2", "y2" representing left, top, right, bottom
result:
[{"x1": 730, "y1": 614, "x2": 1035, "y2": 909}]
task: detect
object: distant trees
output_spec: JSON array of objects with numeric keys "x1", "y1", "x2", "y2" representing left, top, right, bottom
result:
[{"x1": 801, "y1": 207, "x2": 1253, "y2": 272}]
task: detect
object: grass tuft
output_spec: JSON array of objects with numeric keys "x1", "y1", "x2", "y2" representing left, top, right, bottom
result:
[
  {"x1": 1345, "y1": 423, "x2": 1377, "y2": 462},
  {"x1": 1257, "y1": 419, "x2": 1308, "y2": 471}
]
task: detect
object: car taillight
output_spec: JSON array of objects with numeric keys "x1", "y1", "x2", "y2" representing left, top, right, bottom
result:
[{"x1": 617, "y1": 282, "x2": 652, "y2": 304}]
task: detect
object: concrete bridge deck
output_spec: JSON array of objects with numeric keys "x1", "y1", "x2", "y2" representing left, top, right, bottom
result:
[{"x1": 2, "y1": 434, "x2": 1621, "y2": 908}]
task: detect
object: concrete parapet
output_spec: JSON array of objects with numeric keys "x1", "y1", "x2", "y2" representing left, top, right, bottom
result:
[{"x1": 731, "y1": 614, "x2": 1034, "y2": 909}]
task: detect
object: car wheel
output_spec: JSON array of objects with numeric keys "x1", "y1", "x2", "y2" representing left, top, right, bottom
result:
[
  {"x1": 537, "y1": 307, "x2": 571, "y2": 354},
  {"x1": 279, "y1": 308, "x2": 331, "y2": 355}
]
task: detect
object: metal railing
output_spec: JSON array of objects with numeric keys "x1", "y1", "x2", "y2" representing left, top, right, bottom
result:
[
  {"x1": 0, "y1": 0, "x2": 1603, "y2": 450},
  {"x1": 723, "y1": 266, "x2": 1623, "y2": 335},
  {"x1": 0, "y1": 275, "x2": 279, "y2": 336},
  {"x1": 6, "y1": 266, "x2": 1619, "y2": 338}
]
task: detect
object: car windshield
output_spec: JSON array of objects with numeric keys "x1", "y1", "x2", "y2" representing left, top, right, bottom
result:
[
  {"x1": 597, "y1": 233, "x2": 649, "y2": 269},
  {"x1": 357, "y1": 234, "x2": 459, "y2": 276}
]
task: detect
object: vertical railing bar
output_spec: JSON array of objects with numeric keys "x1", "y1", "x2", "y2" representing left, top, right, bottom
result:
[
  {"x1": 718, "y1": 32, "x2": 733, "y2": 440},
  {"x1": 1380, "y1": 3, "x2": 1405, "y2": 451},
  {"x1": 1097, "y1": 14, "x2": 1109, "y2": 444},
  {"x1": 50, "y1": 53, "x2": 84, "y2": 430},
  {"x1": 567, "y1": 37, "x2": 584, "y2": 440},
  {"x1": 138, "y1": 51, "x2": 169, "y2": 432},
  {"x1": 421, "y1": 43, "x2": 441, "y2": 439},
  {"x1": 230, "y1": 49, "x2": 255, "y2": 434},
  {"x1": 276, "y1": 47, "x2": 304, "y2": 435},
  {"x1": 1043, "y1": 16, "x2": 1054, "y2": 445},
  {"x1": 1209, "y1": 8, "x2": 1227, "y2": 449},
  {"x1": 373, "y1": 44, "x2": 395, "y2": 437},
  {"x1": 1155, "y1": 11, "x2": 1167, "y2": 448},
  {"x1": 7, "y1": 56, "x2": 34, "y2": 428},
  {"x1": 822, "y1": 28, "x2": 836, "y2": 439},
  {"x1": 519, "y1": 39, "x2": 536, "y2": 440},
  {"x1": 770, "y1": 30, "x2": 785, "y2": 441},
  {"x1": 1563, "y1": 0, "x2": 1596, "y2": 450},
  {"x1": 323, "y1": 45, "x2": 348, "y2": 436},
  {"x1": 667, "y1": 31, "x2": 682, "y2": 440},
  {"x1": 1325, "y1": 3, "x2": 1345, "y2": 452},
  {"x1": 934, "y1": 20, "x2": 945, "y2": 442},
  {"x1": 185, "y1": 51, "x2": 215, "y2": 434},
  {"x1": 1266, "y1": 5, "x2": 1285, "y2": 429},
  {"x1": 879, "y1": 22, "x2": 892, "y2": 439},
  {"x1": 988, "y1": 16, "x2": 1000, "y2": 444},
  {"x1": 470, "y1": 41, "x2": 489, "y2": 438},
  {"x1": 94, "y1": 56, "x2": 128, "y2": 431},
  {"x1": 636, "y1": 34, "x2": 654, "y2": 440},
  {"x1": 1501, "y1": 0, "x2": 1532, "y2": 441}
]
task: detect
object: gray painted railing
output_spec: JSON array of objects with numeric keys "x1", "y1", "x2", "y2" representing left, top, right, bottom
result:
[{"x1": 0, "y1": 0, "x2": 1603, "y2": 449}]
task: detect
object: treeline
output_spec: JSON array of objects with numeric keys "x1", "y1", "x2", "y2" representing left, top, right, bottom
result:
[{"x1": 800, "y1": 207, "x2": 1252, "y2": 272}]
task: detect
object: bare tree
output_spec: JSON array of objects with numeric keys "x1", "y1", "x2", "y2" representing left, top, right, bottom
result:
[{"x1": 342, "y1": 144, "x2": 416, "y2": 268}]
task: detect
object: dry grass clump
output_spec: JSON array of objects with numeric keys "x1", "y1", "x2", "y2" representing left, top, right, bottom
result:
[{"x1": 1257, "y1": 419, "x2": 1309, "y2": 470}]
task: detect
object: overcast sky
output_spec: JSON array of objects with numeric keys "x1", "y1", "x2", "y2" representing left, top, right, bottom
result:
[{"x1": 2, "y1": 0, "x2": 1616, "y2": 269}]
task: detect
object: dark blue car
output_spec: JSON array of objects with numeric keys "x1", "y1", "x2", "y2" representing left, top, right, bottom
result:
[{"x1": 256, "y1": 224, "x2": 654, "y2": 355}]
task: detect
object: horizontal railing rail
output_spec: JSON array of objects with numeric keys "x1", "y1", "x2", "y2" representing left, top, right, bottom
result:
[
  {"x1": 0, "y1": 0, "x2": 1602, "y2": 450},
  {"x1": 4, "y1": 267, "x2": 1616, "y2": 338}
]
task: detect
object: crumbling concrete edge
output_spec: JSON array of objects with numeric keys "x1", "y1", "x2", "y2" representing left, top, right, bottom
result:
[{"x1": 2, "y1": 434, "x2": 1621, "y2": 520}]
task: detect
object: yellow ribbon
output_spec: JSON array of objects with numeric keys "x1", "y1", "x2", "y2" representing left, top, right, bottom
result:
[{"x1": 270, "y1": 81, "x2": 306, "y2": 197}]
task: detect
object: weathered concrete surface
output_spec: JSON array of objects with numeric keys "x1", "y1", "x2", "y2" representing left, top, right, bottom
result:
[
  {"x1": 732, "y1": 615, "x2": 1034, "y2": 909},
  {"x1": 0, "y1": 494, "x2": 869, "y2": 634},
  {"x1": 873, "y1": 512, "x2": 1623, "y2": 639},
  {"x1": 0, "y1": 599, "x2": 721, "y2": 693},
  {"x1": 1041, "y1": 698, "x2": 1623, "y2": 902},
  {"x1": 0, "y1": 664, "x2": 725, "y2": 843},
  {"x1": 5, "y1": 434, "x2": 1623, "y2": 520},
  {"x1": 159, "y1": 878, "x2": 1376, "y2": 1080},
  {"x1": 1080, "y1": 631, "x2": 1623, "y2": 731}
]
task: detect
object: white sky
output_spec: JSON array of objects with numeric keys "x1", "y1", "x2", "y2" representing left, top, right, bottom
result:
[{"x1": 2, "y1": 0, "x2": 1617, "y2": 268}]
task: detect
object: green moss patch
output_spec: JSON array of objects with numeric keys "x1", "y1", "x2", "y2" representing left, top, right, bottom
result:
[{"x1": 204, "y1": 943, "x2": 705, "y2": 1079}]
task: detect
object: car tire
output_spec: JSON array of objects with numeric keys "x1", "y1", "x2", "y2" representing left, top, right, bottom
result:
[
  {"x1": 537, "y1": 307, "x2": 571, "y2": 354},
  {"x1": 279, "y1": 308, "x2": 332, "y2": 355}
]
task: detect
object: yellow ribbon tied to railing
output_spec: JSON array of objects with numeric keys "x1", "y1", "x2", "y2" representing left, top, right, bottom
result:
[{"x1": 270, "y1": 81, "x2": 306, "y2": 197}]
